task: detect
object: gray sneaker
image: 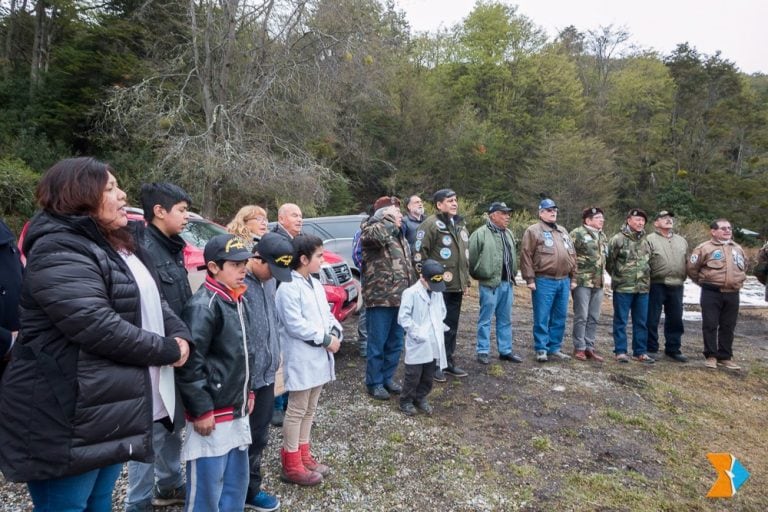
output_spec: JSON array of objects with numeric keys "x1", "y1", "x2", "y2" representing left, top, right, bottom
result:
[
  {"x1": 476, "y1": 353, "x2": 490, "y2": 365},
  {"x1": 536, "y1": 350, "x2": 548, "y2": 362},
  {"x1": 548, "y1": 350, "x2": 571, "y2": 360}
]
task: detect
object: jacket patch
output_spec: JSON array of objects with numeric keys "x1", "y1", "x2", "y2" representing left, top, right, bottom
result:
[{"x1": 440, "y1": 248, "x2": 452, "y2": 259}]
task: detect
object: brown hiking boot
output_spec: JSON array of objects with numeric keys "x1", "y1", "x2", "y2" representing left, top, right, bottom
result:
[
  {"x1": 280, "y1": 448, "x2": 323, "y2": 486},
  {"x1": 585, "y1": 349, "x2": 604, "y2": 362},
  {"x1": 573, "y1": 350, "x2": 587, "y2": 361}
]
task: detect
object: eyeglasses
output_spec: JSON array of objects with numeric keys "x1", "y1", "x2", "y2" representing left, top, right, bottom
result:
[
  {"x1": 542, "y1": 208, "x2": 558, "y2": 213},
  {"x1": 246, "y1": 216, "x2": 267, "y2": 223},
  {"x1": 716, "y1": 226, "x2": 732, "y2": 231}
]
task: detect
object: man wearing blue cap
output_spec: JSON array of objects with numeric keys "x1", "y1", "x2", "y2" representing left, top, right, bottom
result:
[{"x1": 520, "y1": 198, "x2": 576, "y2": 362}]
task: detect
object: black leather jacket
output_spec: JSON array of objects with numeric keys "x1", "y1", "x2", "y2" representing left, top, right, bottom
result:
[{"x1": 139, "y1": 223, "x2": 192, "y2": 317}]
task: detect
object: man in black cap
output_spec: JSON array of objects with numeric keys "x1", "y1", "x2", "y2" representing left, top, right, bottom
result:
[
  {"x1": 242, "y1": 232, "x2": 294, "y2": 511},
  {"x1": 469, "y1": 202, "x2": 521, "y2": 364},
  {"x1": 645, "y1": 210, "x2": 689, "y2": 362},
  {"x1": 411, "y1": 189, "x2": 470, "y2": 380},
  {"x1": 606, "y1": 208, "x2": 654, "y2": 364}
]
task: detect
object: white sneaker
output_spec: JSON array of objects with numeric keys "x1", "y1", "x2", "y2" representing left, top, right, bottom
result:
[
  {"x1": 549, "y1": 350, "x2": 572, "y2": 360},
  {"x1": 536, "y1": 350, "x2": 548, "y2": 362}
]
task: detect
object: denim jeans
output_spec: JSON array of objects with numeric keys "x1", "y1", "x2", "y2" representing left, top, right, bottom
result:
[
  {"x1": 571, "y1": 286, "x2": 604, "y2": 351},
  {"x1": 126, "y1": 420, "x2": 184, "y2": 509},
  {"x1": 612, "y1": 292, "x2": 649, "y2": 356},
  {"x1": 531, "y1": 277, "x2": 570, "y2": 353},
  {"x1": 365, "y1": 306, "x2": 403, "y2": 388},
  {"x1": 476, "y1": 281, "x2": 514, "y2": 356},
  {"x1": 646, "y1": 283, "x2": 684, "y2": 354},
  {"x1": 27, "y1": 463, "x2": 122, "y2": 512},
  {"x1": 247, "y1": 383, "x2": 275, "y2": 501},
  {"x1": 185, "y1": 447, "x2": 249, "y2": 512}
]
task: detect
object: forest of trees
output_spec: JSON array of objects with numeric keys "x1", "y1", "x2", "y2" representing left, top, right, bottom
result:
[{"x1": 1, "y1": 0, "x2": 766, "y2": 236}]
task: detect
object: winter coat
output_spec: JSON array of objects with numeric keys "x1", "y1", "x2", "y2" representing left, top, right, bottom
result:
[
  {"x1": 361, "y1": 214, "x2": 416, "y2": 307},
  {"x1": 645, "y1": 231, "x2": 688, "y2": 286},
  {"x1": 412, "y1": 213, "x2": 470, "y2": 292},
  {"x1": 401, "y1": 213, "x2": 425, "y2": 250},
  {"x1": 244, "y1": 272, "x2": 280, "y2": 389},
  {"x1": 398, "y1": 282, "x2": 448, "y2": 368},
  {"x1": 177, "y1": 276, "x2": 255, "y2": 421},
  {"x1": 0, "y1": 211, "x2": 187, "y2": 482},
  {"x1": 0, "y1": 219, "x2": 22, "y2": 359},
  {"x1": 468, "y1": 223, "x2": 517, "y2": 288},
  {"x1": 520, "y1": 221, "x2": 576, "y2": 283},
  {"x1": 139, "y1": 223, "x2": 192, "y2": 316},
  {"x1": 569, "y1": 225, "x2": 608, "y2": 288},
  {"x1": 606, "y1": 225, "x2": 650, "y2": 293},
  {"x1": 275, "y1": 270, "x2": 342, "y2": 391},
  {"x1": 687, "y1": 239, "x2": 747, "y2": 293}
]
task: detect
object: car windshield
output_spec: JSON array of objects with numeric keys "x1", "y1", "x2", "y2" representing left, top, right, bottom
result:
[{"x1": 180, "y1": 220, "x2": 229, "y2": 249}]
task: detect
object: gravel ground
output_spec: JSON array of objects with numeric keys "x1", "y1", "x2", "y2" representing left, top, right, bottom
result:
[{"x1": 2, "y1": 288, "x2": 768, "y2": 511}]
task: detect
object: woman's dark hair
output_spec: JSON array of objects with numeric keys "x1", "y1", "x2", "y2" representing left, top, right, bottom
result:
[
  {"x1": 291, "y1": 234, "x2": 323, "y2": 270},
  {"x1": 36, "y1": 157, "x2": 134, "y2": 252}
]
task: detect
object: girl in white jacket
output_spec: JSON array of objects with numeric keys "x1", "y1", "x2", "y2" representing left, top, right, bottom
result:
[
  {"x1": 397, "y1": 259, "x2": 448, "y2": 416},
  {"x1": 275, "y1": 234, "x2": 342, "y2": 486}
]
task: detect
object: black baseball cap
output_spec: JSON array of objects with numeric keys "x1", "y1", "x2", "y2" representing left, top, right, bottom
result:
[
  {"x1": 254, "y1": 233, "x2": 294, "y2": 282},
  {"x1": 488, "y1": 202, "x2": 512, "y2": 214},
  {"x1": 421, "y1": 259, "x2": 447, "y2": 292},
  {"x1": 204, "y1": 234, "x2": 253, "y2": 264},
  {"x1": 432, "y1": 189, "x2": 457, "y2": 204}
]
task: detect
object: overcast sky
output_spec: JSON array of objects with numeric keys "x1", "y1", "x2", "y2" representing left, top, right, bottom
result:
[{"x1": 395, "y1": 0, "x2": 767, "y2": 74}]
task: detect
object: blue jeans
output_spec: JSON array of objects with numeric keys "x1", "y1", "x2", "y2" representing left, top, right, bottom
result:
[
  {"x1": 27, "y1": 463, "x2": 122, "y2": 512},
  {"x1": 126, "y1": 420, "x2": 184, "y2": 509},
  {"x1": 646, "y1": 283, "x2": 684, "y2": 354},
  {"x1": 612, "y1": 292, "x2": 649, "y2": 356},
  {"x1": 476, "y1": 281, "x2": 514, "y2": 355},
  {"x1": 365, "y1": 306, "x2": 403, "y2": 387},
  {"x1": 531, "y1": 277, "x2": 570, "y2": 353},
  {"x1": 185, "y1": 447, "x2": 249, "y2": 512}
]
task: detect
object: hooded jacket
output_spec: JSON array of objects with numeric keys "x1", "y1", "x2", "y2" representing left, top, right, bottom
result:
[{"x1": 0, "y1": 211, "x2": 188, "y2": 482}]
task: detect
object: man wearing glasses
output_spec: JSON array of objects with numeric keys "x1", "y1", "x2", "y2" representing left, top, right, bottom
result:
[
  {"x1": 687, "y1": 219, "x2": 747, "y2": 370},
  {"x1": 520, "y1": 198, "x2": 577, "y2": 363}
]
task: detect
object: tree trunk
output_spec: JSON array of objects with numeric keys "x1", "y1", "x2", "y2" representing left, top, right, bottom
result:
[{"x1": 29, "y1": 0, "x2": 46, "y2": 95}]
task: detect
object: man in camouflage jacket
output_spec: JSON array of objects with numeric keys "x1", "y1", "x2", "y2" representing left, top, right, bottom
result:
[
  {"x1": 606, "y1": 209, "x2": 653, "y2": 363},
  {"x1": 361, "y1": 200, "x2": 417, "y2": 400},
  {"x1": 569, "y1": 207, "x2": 608, "y2": 361},
  {"x1": 412, "y1": 189, "x2": 470, "y2": 380}
]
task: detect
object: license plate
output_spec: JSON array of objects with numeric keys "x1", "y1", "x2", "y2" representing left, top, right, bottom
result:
[{"x1": 346, "y1": 286, "x2": 358, "y2": 302}]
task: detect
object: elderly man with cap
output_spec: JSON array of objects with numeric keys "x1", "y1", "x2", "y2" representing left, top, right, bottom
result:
[
  {"x1": 569, "y1": 207, "x2": 608, "y2": 362},
  {"x1": 687, "y1": 218, "x2": 746, "y2": 370},
  {"x1": 645, "y1": 210, "x2": 689, "y2": 363},
  {"x1": 243, "y1": 232, "x2": 294, "y2": 511},
  {"x1": 401, "y1": 195, "x2": 426, "y2": 251},
  {"x1": 469, "y1": 202, "x2": 521, "y2": 364},
  {"x1": 360, "y1": 196, "x2": 417, "y2": 400},
  {"x1": 520, "y1": 198, "x2": 576, "y2": 362},
  {"x1": 412, "y1": 189, "x2": 470, "y2": 380},
  {"x1": 606, "y1": 208, "x2": 654, "y2": 363}
]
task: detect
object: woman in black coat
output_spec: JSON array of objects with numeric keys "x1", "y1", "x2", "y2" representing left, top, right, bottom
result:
[{"x1": 0, "y1": 158, "x2": 191, "y2": 512}]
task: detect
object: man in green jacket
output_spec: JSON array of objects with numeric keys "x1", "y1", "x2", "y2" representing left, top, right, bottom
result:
[
  {"x1": 469, "y1": 202, "x2": 521, "y2": 365},
  {"x1": 645, "y1": 210, "x2": 689, "y2": 362},
  {"x1": 606, "y1": 209, "x2": 654, "y2": 364},
  {"x1": 412, "y1": 189, "x2": 470, "y2": 380}
]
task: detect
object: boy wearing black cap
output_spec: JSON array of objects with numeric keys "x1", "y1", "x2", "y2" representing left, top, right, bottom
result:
[
  {"x1": 176, "y1": 234, "x2": 256, "y2": 511},
  {"x1": 242, "y1": 232, "x2": 294, "y2": 511},
  {"x1": 397, "y1": 259, "x2": 449, "y2": 416}
]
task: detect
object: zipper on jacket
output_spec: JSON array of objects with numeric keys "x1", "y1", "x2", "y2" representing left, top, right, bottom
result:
[{"x1": 237, "y1": 300, "x2": 250, "y2": 417}]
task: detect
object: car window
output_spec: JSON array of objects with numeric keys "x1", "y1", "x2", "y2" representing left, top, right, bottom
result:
[
  {"x1": 180, "y1": 220, "x2": 229, "y2": 249},
  {"x1": 304, "y1": 217, "x2": 365, "y2": 240},
  {"x1": 300, "y1": 223, "x2": 329, "y2": 239}
]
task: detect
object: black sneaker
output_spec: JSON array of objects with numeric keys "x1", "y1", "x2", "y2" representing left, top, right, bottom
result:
[
  {"x1": 433, "y1": 368, "x2": 447, "y2": 382},
  {"x1": 270, "y1": 408, "x2": 284, "y2": 427},
  {"x1": 399, "y1": 402, "x2": 417, "y2": 416},
  {"x1": 367, "y1": 385, "x2": 390, "y2": 400},
  {"x1": 499, "y1": 353, "x2": 523, "y2": 363},
  {"x1": 444, "y1": 366, "x2": 468, "y2": 377},
  {"x1": 666, "y1": 353, "x2": 688, "y2": 363},
  {"x1": 414, "y1": 399, "x2": 433, "y2": 415},
  {"x1": 152, "y1": 485, "x2": 185, "y2": 507}
]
